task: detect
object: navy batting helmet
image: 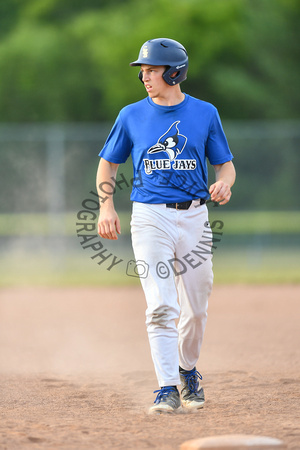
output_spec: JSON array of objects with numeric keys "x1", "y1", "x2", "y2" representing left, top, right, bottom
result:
[{"x1": 130, "y1": 38, "x2": 188, "y2": 86}]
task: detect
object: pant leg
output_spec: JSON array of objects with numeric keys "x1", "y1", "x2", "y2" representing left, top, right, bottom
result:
[
  {"x1": 130, "y1": 202, "x2": 181, "y2": 387},
  {"x1": 175, "y1": 202, "x2": 214, "y2": 371}
]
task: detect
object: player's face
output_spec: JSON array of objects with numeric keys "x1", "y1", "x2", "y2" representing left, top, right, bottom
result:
[{"x1": 140, "y1": 65, "x2": 168, "y2": 98}]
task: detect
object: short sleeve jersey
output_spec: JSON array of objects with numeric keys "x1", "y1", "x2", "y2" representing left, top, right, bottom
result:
[{"x1": 99, "y1": 94, "x2": 233, "y2": 203}]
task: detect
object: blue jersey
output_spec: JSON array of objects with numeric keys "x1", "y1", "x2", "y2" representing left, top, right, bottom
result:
[{"x1": 99, "y1": 94, "x2": 233, "y2": 203}]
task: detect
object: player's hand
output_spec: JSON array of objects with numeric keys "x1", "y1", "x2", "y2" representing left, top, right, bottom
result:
[
  {"x1": 209, "y1": 180, "x2": 232, "y2": 205},
  {"x1": 97, "y1": 209, "x2": 121, "y2": 240}
]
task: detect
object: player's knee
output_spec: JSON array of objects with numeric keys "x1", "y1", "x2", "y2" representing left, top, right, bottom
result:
[
  {"x1": 147, "y1": 305, "x2": 178, "y2": 327},
  {"x1": 188, "y1": 308, "x2": 208, "y2": 325}
]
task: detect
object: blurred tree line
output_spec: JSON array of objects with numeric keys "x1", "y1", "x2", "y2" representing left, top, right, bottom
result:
[{"x1": 0, "y1": 0, "x2": 299, "y2": 122}]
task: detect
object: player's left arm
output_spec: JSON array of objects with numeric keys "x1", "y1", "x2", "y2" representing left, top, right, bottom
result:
[{"x1": 209, "y1": 161, "x2": 236, "y2": 205}]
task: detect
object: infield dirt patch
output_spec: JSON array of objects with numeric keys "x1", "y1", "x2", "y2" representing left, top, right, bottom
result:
[{"x1": 0, "y1": 285, "x2": 299, "y2": 449}]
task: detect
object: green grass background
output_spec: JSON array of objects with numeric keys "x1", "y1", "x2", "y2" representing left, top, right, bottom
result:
[
  {"x1": 0, "y1": 210, "x2": 299, "y2": 236},
  {"x1": 0, "y1": 211, "x2": 299, "y2": 286}
]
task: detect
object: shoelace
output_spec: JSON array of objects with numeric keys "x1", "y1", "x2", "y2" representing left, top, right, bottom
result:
[
  {"x1": 153, "y1": 386, "x2": 177, "y2": 404},
  {"x1": 181, "y1": 368, "x2": 202, "y2": 393}
]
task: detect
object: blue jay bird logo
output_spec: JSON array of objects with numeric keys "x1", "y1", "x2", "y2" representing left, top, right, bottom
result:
[{"x1": 148, "y1": 121, "x2": 187, "y2": 161}]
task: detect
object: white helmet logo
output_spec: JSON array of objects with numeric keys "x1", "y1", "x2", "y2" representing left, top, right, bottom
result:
[{"x1": 142, "y1": 46, "x2": 149, "y2": 58}]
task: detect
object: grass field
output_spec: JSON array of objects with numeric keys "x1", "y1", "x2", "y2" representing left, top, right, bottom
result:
[
  {"x1": 0, "y1": 210, "x2": 299, "y2": 235},
  {"x1": 0, "y1": 210, "x2": 299, "y2": 286}
]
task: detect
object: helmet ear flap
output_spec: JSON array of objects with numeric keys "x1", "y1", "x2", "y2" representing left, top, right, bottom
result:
[
  {"x1": 138, "y1": 66, "x2": 176, "y2": 85},
  {"x1": 163, "y1": 65, "x2": 188, "y2": 85},
  {"x1": 138, "y1": 70, "x2": 143, "y2": 84},
  {"x1": 138, "y1": 64, "x2": 187, "y2": 86}
]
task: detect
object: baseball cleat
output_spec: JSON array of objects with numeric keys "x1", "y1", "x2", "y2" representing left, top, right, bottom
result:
[
  {"x1": 179, "y1": 367, "x2": 205, "y2": 409},
  {"x1": 148, "y1": 386, "x2": 181, "y2": 414}
]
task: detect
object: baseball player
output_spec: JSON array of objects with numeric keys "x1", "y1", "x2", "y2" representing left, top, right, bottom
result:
[{"x1": 97, "y1": 38, "x2": 236, "y2": 413}]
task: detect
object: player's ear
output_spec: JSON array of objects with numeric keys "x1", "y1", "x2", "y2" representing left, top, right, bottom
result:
[{"x1": 170, "y1": 71, "x2": 179, "y2": 79}]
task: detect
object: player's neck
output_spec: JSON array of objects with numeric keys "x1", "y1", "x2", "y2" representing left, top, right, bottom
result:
[{"x1": 151, "y1": 87, "x2": 185, "y2": 107}]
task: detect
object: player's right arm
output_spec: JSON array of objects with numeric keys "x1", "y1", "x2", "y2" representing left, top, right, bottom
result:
[{"x1": 96, "y1": 158, "x2": 121, "y2": 240}]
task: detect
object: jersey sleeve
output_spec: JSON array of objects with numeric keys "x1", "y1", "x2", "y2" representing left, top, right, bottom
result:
[
  {"x1": 205, "y1": 108, "x2": 233, "y2": 165},
  {"x1": 99, "y1": 113, "x2": 133, "y2": 164}
]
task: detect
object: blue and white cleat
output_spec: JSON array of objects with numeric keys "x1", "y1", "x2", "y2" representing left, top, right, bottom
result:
[
  {"x1": 179, "y1": 367, "x2": 205, "y2": 410},
  {"x1": 148, "y1": 386, "x2": 181, "y2": 414}
]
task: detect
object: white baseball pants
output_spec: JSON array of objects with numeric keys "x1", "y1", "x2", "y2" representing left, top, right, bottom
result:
[{"x1": 130, "y1": 201, "x2": 214, "y2": 387}]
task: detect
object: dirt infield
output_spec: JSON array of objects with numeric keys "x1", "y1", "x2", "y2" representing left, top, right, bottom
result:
[{"x1": 0, "y1": 285, "x2": 299, "y2": 449}]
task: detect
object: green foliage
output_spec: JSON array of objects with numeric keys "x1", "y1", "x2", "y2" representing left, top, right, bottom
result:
[
  {"x1": 211, "y1": 0, "x2": 300, "y2": 119},
  {"x1": 0, "y1": 0, "x2": 299, "y2": 121},
  {"x1": 0, "y1": 0, "x2": 20, "y2": 37},
  {"x1": 0, "y1": 24, "x2": 100, "y2": 121}
]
